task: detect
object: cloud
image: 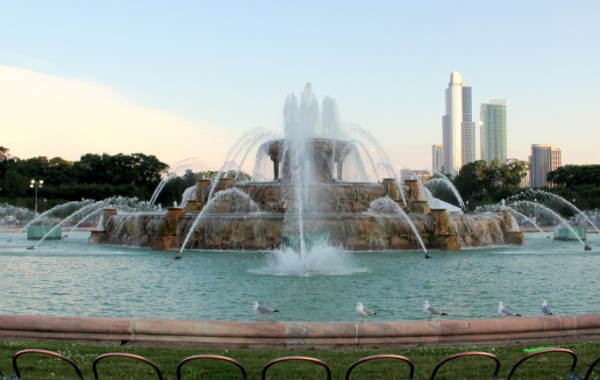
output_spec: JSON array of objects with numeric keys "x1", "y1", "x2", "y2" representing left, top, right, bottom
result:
[{"x1": 0, "y1": 66, "x2": 229, "y2": 168}]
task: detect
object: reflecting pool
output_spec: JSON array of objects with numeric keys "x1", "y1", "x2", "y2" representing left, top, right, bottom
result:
[{"x1": 0, "y1": 231, "x2": 598, "y2": 322}]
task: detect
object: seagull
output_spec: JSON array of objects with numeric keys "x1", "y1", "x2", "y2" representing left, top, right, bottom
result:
[
  {"x1": 355, "y1": 302, "x2": 376, "y2": 322},
  {"x1": 541, "y1": 299, "x2": 553, "y2": 315},
  {"x1": 497, "y1": 301, "x2": 522, "y2": 317},
  {"x1": 251, "y1": 301, "x2": 279, "y2": 321},
  {"x1": 422, "y1": 300, "x2": 448, "y2": 320}
]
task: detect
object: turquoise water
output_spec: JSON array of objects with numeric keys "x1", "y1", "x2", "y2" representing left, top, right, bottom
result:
[{"x1": 0, "y1": 231, "x2": 598, "y2": 322}]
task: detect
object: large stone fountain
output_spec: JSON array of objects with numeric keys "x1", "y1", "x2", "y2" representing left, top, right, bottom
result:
[{"x1": 90, "y1": 85, "x2": 524, "y2": 252}]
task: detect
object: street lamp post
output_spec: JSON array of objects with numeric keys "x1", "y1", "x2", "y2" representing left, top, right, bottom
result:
[{"x1": 30, "y1": 179, "x2": 43, "y2": 216}]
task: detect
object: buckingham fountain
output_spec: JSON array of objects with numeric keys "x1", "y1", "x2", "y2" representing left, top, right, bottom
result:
[
  {"x1": 4, "y1": 85, "x2": 600, "y2": 350},
  {"x1": 89, "y1": 84, "x2": 524, "y2": 254}
]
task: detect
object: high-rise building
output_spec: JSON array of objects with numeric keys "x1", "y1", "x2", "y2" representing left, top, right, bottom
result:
[
  {"x1": 480, "y1": 100, "x2": 507, "y2": 164},
  {"x1": 442, "y1": 72, "x2": 475, "y2": 176},
  {"x1": 529, "y1": 144, "x2": 561, "y2": 188},
  {"x1": 461, "y1": 86, "x2": 477, "y2": 166},
  {"x1": 432, "y1": 144, "x2": 443, "y2": 173}
]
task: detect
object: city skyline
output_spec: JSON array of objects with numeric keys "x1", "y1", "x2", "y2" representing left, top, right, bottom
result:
[{"x1": 1, "y1": 2, "x2": 599, "y2": 173}]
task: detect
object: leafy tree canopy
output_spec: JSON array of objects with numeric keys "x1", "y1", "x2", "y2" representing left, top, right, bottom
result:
[
  {"x1": 547, "y1": 165, "x2": 600, "y2": 188},
  {"x1": 453, "y1": 159, "x2": 529, "y2": 208}
]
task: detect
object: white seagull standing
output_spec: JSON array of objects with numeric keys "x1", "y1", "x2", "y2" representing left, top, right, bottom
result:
[
  {"x1": 497, "y1": 301, "x2": 522, "y2": 317},
  {"x1": 541, "y1": 299, "x2": 553, "y2": 315},
  {"x1": 422, "y1": 300, "x2": 448, "y2": 320},
  {"x1": 251, "y1": 301, "x2": 279, "y2": 321},
  {"x1": 355, "y1": 302, "x2": 376, "y2": 322}
]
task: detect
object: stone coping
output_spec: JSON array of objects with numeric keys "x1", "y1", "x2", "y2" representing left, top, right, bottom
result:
[{"x1": 1, "y1": 313, "x2": 599, "y2": 349}]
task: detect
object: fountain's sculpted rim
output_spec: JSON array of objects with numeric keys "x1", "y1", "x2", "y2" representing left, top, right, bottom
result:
[{"x1": 1, "y1": 313, "x2": 598, "y2": 349}]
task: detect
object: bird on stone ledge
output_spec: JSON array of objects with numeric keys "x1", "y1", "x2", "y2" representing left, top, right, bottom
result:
[{"x1": 251, "y1": 301, "x2": 279, "y2": 321}]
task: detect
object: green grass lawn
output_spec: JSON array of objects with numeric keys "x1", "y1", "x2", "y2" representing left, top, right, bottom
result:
[{"x1": 0, "y1": 340, "x2": 599, "y2": 379}]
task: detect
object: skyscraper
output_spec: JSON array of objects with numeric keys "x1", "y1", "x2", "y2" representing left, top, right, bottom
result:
[
  {"x1": 432, "y1": 144, "x2": 443, "y2": 172},
  {"x1": 480, "y1": 100, "x2": 507, "y2": 164},
  {"x1": 442, "y1": 72, "x2": 475, "y2": 176},
  {"x1": 529, "y1": 144, "x2": 561, "y2": 188},
  {"x1": 461, "y1": 86, "x2": 477, "y2": 166}
]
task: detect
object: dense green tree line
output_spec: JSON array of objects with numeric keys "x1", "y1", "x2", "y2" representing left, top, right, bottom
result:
[
  {"x1": 0, "y1": 146, "x2": 169, "y2": 211},
  {"x1": 544, "y1": 165, "x2": 600, "y2": 211}
]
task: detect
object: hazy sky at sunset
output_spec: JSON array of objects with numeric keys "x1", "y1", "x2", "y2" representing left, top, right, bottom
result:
[{"x1": 1, "y1": 1, "x2": 599, "y2": 173}]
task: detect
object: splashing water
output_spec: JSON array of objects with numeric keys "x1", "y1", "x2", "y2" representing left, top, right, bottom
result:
[
  {"x1": 510, "y1": 200, "x2": 590, "y2": 250},
  {"x1": 508, "y1": 189, "x2": 600, "y2": 234},
  {"x1": 252, "y1": 242, "x2": 367, "y2": 276}
]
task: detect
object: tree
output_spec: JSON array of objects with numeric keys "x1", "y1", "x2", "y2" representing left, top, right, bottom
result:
[
  {"x1": 453, "y1": 159, "x2": 529, "y2": 208},
  {"x1": 547, "y1": 165, "x2": 600, "y2": 188},
  {"x1": 453, "y1": 160, "x2": 488, "y2": 202},
  {"x1": 73, "y1": 153, "x2": 169, "y2": 199}
]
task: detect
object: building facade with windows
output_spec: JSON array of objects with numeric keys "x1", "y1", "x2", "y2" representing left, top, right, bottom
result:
[
  {"x1": 432, "y1": 144, "x2": 443, "y2": 173},
  {"x1": 480, "y1": 100, "x2": 507, "y2": 164},
  {"x1": 529, "y1": 144, "x2": 561, "y2": 187}
]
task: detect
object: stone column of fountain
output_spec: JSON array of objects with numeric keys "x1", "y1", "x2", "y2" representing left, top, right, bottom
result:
[
  {"x1": 267, "y1": 140, "x2": 284, "y2": 180},
  {"x1": 500, "y1": 209, "x2": 526, "y2": 245},
  {"x1": 404, "y1": 179, "x2": 430, "y2": 214},
  {"x1": 428, "y1": 208, "x2": 460, "y2": 251},
  {"x1": 89, "y1": 208, "x2": 118, "y2": 244},
  {"x1": 184, "y1": 179, "x2": 212, "y2": 213},
  {"x1": 152, "y1": 207, "x2": 185, "y2": 250},
  {"x1": 382, "y1": 178, "x2": 406, "y2": 210}
]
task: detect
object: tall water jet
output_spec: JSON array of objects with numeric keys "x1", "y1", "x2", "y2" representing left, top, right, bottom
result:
[
  {"x1": 427, "y1": 171, "x2": 466, "y2": 210},
  {"x1": 149, "y1": 157, "x2": 206, "y2": 206}
]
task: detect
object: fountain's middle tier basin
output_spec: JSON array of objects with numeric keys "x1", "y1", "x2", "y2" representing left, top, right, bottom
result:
[
  {"x1": 98, "y1": 212, "x2": 515, "y2": 251},
  {"x1": 198, "y1": 181, "x2": 396, "y2": 214}
]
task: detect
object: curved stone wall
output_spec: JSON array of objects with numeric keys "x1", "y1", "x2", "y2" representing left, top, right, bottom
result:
[{"x1": 1, "y1": 313, "x2": 599, "y2": 349}]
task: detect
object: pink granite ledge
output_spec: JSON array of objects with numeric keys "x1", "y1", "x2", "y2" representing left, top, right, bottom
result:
[{"x1": 0, "y1": 313, "x2": 599, "y2": 349}]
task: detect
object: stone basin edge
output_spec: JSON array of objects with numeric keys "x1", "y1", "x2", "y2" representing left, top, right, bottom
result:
[{"x1": 0, "y1": 313, "x2": 599, "y2": 349}]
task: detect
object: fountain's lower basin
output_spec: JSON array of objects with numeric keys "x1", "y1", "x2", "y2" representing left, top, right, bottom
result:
[
  {"x1": 1, "y1": 313, "x2": 599, "y2": 349},
  {"x1": 91, "y1": 211, "x2": 524, "y2": 251}
]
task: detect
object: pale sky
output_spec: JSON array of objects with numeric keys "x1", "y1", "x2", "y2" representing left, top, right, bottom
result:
[{"x1": 1, "y1": 1, "x2": 599, "y2": 173}]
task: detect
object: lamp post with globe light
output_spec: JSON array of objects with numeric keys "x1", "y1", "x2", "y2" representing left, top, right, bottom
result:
[{"x1": 30, "y1": 179, "x2": 43, "y2": 216}]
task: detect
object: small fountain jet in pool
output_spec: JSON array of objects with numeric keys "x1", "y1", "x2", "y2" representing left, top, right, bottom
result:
[
  {"x1": 251, "y1": 301, "x2": 279, "y2": 321},
  {"x1": 355, "y1": 302, "x2": 376, "y2": 322},
  {"x1": 497, "y1": 301, "x2": 521, "y2": 317},
  {"x1": 422, "y1": 300, "x2": 447, "y2": 320}
]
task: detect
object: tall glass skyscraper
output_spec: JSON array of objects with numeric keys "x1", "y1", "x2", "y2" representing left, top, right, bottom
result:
[
  {"x1": 480, "y1": 100, "x2": 507, "y2": 164},
  {"x1": 442, "y1": 72, "x2": 475, "y2": 176}
]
